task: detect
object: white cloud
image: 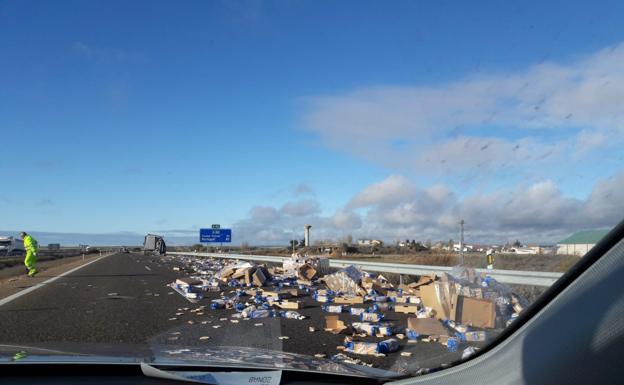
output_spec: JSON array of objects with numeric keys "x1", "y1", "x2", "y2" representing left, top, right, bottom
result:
[
  {"x1": 249, "y1": 206, "x2": 280, "y2": 223},
  {"x1": 332, "y1": 210, "x2": 362, "y2": 230},
  {"x1": 302, "y1": 42, "x2": 624, "y2": 176},
  {"x1": 233, "y1": 173, "x2": 624, "y2": 245},
  {"x1": 280, "y1": 199, "x2": 321, "y2": 217},
  {"x1": 348, "y1": 175, "x2": 416, "y2": 208}
]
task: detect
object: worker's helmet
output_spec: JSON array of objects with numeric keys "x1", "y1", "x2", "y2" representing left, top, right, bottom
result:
[{"x1": 19, "y1": 231, "x2": 27, "y2": 238}]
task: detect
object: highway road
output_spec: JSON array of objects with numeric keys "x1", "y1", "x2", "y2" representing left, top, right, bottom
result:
[{"x1": 0, "y1": 252, "x2": 486, "y2": 373}]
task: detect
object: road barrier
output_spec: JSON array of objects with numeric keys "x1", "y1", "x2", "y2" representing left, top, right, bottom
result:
[{"x1": 166, "y1": 252, "x2": 563, "y2": 287}]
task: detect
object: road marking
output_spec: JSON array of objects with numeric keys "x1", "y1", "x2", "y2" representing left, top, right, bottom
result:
[
  {"x1": 0, "y1": 253, "x2": 117, "y2": 308},
  {"x1": 145, "y1": 266, "x2": 152, "y2": 271}
]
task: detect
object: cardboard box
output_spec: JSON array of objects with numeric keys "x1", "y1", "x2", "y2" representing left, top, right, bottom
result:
[
  {"x1": 394, "y1": 305, "x2": 419, "y2": 314},
  {"x1": 231, "y1": 267, "x2": 250, "y2": 279},
  {"x1": 252, "y1": 269, "x2": 267, "y2": 287},
  {"x1": 325, "y1": 315, "x2": 349, "y2": 334},
  {"x1": 274, "y1": 300, "x2": 300, "y2": 310},
  {"x1": 420, "y1": 282, "x2": 455, "y2": 320},
  {"x1": 394, "y1": 296, "x2": 409, "y2": 303},
  {"x1": 334, "y1": 296, "x2": 364, "y2": 304},
  {"x1": 377, "y1": 274, "x2": 389, "y2": 283},
  {"x1": 409, "y1": 275, "x2": 435, "y2": 289},
  {"x1": 372, "y1": 282, "x2": 390, "y2": 296},
  {"x1": 297, "y1": 263, "x2": 317, "y2": 280},
  {"x1": 451, "y1": 295, "x2": 496, "y2": 329},
  {"x1": 283, "y1": 288, "x2": 300, "y2": 297},
  {"x1": 361, "y1": 276, "x2": 374, "y2": 290},
  {"x1": 407, "y1": 318, "x2": 449, "y2": 337},
  {"x1": 176, "y1": 278, "x2": 202, "y2": 287},
  {"x1": 262, "y1": 290, "x2": 282, "y2": 300},
  {"x1": 398, "y1": 284, "x2": 420, "y2": 295}
]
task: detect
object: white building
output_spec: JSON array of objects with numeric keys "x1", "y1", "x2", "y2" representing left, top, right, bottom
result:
[
  {"x1": 357, "y1": 239, "x2": 383, "y2": 246},
  {"x1": 452, "y1": 243, "x2": 473, "y2": 252},
  {"x1": 557, "y1": 230, "x2": 609, "y2": 257}
]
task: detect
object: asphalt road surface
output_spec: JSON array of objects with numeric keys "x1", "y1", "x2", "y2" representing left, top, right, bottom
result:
[{"x1": 0, "y1": 252, "x2": 483, "y2": 374}]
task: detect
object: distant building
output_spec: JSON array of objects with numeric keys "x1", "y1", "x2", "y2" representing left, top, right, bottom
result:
[
  {"x1": 452, "y1": 243, "x2": 473, "y2": 252},
  {"x1": 357, "y1": 239, "x2": 383, "y2": 246},
  {"x1": 557, "y1": 229, "x2": 610, "y2": 256}
]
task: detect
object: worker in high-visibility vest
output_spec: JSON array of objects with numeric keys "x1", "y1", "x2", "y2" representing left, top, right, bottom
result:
[
  {"x1": 486, "y1": 249, "x2": 494, "y2": 270},
  {"x1": 20, "y1": 231, "x2": 39, "y2": 277}
]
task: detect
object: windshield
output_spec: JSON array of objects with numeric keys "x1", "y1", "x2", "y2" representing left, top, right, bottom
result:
[{"x1": 1, "y1": 0, "x2": 623, "y2": 381}]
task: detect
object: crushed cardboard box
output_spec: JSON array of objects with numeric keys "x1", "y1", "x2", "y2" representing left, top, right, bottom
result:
[
  {"x1": 325, "y1": 315, "x2": 353, "y2": 334},
  {"x1": 451, "y1": 295, "x2": 496, "y2": 329},
  {"x1": 297, "y1": 264, "x2": 317, "y2": 280},
  {"x1": 406, "y1": 317, "x2": 449, "y2": 337}
]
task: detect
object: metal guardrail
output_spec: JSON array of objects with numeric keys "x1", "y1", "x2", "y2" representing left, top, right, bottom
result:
[{"x1": 166, "y1": 252, "x2": 563, "y2": 287}]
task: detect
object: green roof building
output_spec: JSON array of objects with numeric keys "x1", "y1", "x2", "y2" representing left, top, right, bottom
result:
[{"x1": 557, "y1": 229, "x2": 610, "y2": 256}]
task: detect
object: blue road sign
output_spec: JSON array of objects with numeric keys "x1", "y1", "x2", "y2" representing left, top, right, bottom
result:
[{"x1": 200, "y1": 228, "x2": 232, "y2": 243}]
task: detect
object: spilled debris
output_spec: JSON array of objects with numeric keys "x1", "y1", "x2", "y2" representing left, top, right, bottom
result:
[{"x1": 161, "y1": 252, "x2": 526, "y2": 371}]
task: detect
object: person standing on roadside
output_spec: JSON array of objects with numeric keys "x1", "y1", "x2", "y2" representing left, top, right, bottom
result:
[{"x1": 20, "y1": 231, "x2": 38, "y2": 277}]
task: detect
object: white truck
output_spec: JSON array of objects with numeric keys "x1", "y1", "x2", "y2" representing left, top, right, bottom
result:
[{"x1": 0, "y1": 236, "x2": 25, "y2": 257}]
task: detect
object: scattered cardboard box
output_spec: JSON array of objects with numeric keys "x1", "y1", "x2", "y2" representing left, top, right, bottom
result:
[
  {"x1": 334, "y1": 296, "x2": 364, "y2": 304},
  {"x1": 420, "y1": 282, "x2": 455, "y2": 320},
  {"x1": 394, "y1": 305, "x2": 419, "y2": 314},
  {"x1": 219, "y1": 266, "x2": 236, "y2": 280},
  {"x1": 325, "y1": 315, "x2": 352, "y2": 334},
  {"x1": 175, "y1": 278, "x2": 202, "y2": 287},
  {"x1": 451, "y1": 295, "x2": 496, "y2": 329},
  {"x1": 274, "y1": 300, "x2": 300, "y2": 310},
  {"x1": 297, "y1": 264, "x2": 317, "y2": 280},
  {"x1": 372, "y1": 282, "x2": 391, "y2": 296},
  {"x1": 262, "y1": 290, "x2": 282, "y2": 300},
  {"x1": 231, "y1": 267, "x2": 250, "y2": 279},
  {"x1": 361, "y1": 276, "x2": 374, "y2": 290},
  {"x1": 406, "y1": 318, "x2": 449, "y2": 337},
  {"x1": 252, "y1": 269, "x2": 267, "y2": 287}
]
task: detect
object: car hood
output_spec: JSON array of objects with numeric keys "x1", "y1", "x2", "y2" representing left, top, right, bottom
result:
[{"x1": 0, "y1": 344, "x2": 403, "y2": 380}]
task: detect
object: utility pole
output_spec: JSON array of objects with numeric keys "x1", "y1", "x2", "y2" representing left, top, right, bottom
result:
[{"x1": 459, "y1": 219, "x2": 465, "y2": 265}]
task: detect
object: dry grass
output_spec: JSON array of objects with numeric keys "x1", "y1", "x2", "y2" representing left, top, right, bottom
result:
[{"x1": 337, "y1": 251, "x2": 580, "y2": 273}]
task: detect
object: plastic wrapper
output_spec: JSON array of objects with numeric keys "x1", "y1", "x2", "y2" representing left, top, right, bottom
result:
[
  {"x1": 444, "y1": 265, "x2": 529, "y2": 327},
  {"x1": 323, "y1": 265, "x2": 367, "y2": 296}
]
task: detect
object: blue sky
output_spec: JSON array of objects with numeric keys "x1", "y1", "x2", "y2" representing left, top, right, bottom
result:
[{"x1": 1, "y1": 1, "x2": 623, "y2": 245}]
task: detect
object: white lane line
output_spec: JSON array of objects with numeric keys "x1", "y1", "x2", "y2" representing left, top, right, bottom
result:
[
  {"x1": 145, "y1": 265, "x2": 152, "y2": 271},
  {"x1": 0, "y1": 253, "x2": 117, "y2": 308}
]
